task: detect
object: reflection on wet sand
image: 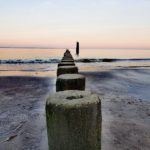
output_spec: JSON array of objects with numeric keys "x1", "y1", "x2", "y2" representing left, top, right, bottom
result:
[
  {"x1": 0, "y1": 61, "x2": 150, "y2": 77},
  {"x1": 0, "y1": 70, "x2": 56, "y2": 77}
]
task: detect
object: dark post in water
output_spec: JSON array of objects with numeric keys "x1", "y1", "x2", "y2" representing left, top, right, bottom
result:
[{"x1": 76, "y1": 42, "x2": 79, "y2": 55}]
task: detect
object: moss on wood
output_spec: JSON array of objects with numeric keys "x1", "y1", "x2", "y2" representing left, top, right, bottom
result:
[{"x1": 46, "y1": 90, "x2": 101, "y2": 150}]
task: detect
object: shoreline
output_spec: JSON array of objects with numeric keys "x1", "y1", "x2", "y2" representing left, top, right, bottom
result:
[{"x1": 0, "y1": 58, "x2": 150, "y2": 64}]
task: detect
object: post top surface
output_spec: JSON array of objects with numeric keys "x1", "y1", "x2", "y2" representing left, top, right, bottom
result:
[
  {"x1": 58, "y1": 66, "x2": 77, "y2": 69},
  {"x1": 46, "y1": 90, "x2": 100, "y2": 108},
  {"x1": 57, "y1": 74, "x2": 84, "y2": 79}
]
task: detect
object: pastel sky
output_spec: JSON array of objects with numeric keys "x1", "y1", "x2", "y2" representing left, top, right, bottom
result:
[{"x1": 0, "y1": 0, "x2": 150, "y2": 48}]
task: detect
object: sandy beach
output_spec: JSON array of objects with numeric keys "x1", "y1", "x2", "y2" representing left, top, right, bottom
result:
[{"x1": 0, "y1": 66, "x2": 150, "y2": 150}]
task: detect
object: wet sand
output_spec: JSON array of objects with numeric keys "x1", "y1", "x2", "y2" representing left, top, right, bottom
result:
[
  {"x1": 83, "y1": 68, "x2": 150, "y2": 150},
  {"x1": 0, "y1": 67, "x2": 150, "y2": 150},
  {"x1": 0, "y1": 77, "x2": 55, "y2": 150}
]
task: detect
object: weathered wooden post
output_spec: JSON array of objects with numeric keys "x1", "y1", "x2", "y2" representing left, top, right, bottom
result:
[
  {"x1": 64, "y1": 49, "x2": 72, "y2": 57},
  {"x1": 56, "y1": 74, "x2": 85, "y2": 91},
  {"x1": 61, "y1": 59, "x2": 74, "y2": 63},
  {"x1": 57, "y1": 66, "x2": 78, "y2": 76},
  {"x1": 62, "y1": 56, "x2": 74, "y2": 61},
  {"x1": 58, "y1": 62, "x2": 75, "y2": 67},
  {"x1": 46, "y1": 90, "x2": 101, "y2": 150},
  {"x1": 76, "y1": 41, "x2": 79, "y2": 55}
]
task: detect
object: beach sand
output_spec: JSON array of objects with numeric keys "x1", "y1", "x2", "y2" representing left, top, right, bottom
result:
[
  {"x1": 83, "y1": 68, "x2": 150, "y2": 150},
  {"x1": 0, "y1": 77, "x2": 55, "y2": 150},
  {"x1": 0, "y1": 67, "x2": 150, "y2": 150}
]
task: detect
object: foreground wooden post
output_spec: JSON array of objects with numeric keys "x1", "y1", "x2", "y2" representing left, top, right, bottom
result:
[
  {"x1": 56, "y1": 74, "x2": 85, "y2": 91},
  {"x1": 57, "y1": 66, "x2": 78, "y2": 76},
  {"x1": 46, "y1": 90, "x2": 101, "y2": 150}
]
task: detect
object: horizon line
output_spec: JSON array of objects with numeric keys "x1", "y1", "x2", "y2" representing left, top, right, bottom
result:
[{"x1": 0, "y1": 46, "x2": 150, "y2": 50}]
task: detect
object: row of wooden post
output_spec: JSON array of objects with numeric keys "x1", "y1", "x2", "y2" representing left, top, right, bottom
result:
[{"x1": 46, "y1": 49, "x2": 102, "y2": 150}]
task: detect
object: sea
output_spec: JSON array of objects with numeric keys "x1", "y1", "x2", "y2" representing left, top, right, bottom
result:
[{"x1": 0, "y1": 48, "x2": 150, "y2": 77}]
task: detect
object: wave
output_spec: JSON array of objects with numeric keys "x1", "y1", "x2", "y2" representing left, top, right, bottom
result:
[
  {"x1": 0, "y1": 59, "x2": 60, "y2": 64},
  {"x1": 0, "y1": 58, "x2": 150, "y2": 64},
  {"x1": 75, "y1": 58, "x2": 150, "y2": 63}
]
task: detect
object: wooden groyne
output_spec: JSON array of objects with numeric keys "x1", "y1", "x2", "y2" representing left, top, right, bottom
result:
[{"x1": 46, "y1": 49, "x2": 102, "y2": 150}]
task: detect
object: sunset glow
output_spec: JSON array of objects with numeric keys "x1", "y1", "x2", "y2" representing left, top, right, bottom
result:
[{"x1": 0, "y1": 0, "x2": 150, "y2": 48}]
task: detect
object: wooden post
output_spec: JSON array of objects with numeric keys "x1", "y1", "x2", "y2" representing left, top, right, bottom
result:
[
  {"x1": 46, "y1": 90, "x2": 101, "y2": 150},
  {"x1": 58, "y1": 62, "x2": 75, "y2": 67},
  {"x1": 57, "y1": 66, "x2": 78, "y2": 76},
  {"x1": 76, "y1": 42, "x2": 79, "y2": 55},
  {"x1": 56, "y1": 74, "x2": 85, "y2": 92}
]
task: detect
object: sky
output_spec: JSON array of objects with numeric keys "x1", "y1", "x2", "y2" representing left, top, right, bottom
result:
[{"x1": 0, "y1": 0, "x2": 150, "y2": 49}]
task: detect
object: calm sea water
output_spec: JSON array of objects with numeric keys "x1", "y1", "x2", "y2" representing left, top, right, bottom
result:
[
  {"x1": 1, "y1": 48, "x2": 150, "y2": 60},
  {"x1": 0, "y1": 48, "x2": 150, "y2": 76}
]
